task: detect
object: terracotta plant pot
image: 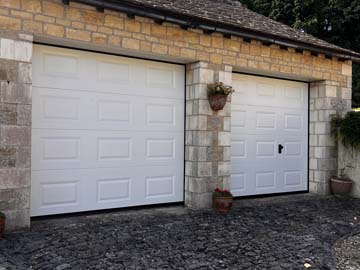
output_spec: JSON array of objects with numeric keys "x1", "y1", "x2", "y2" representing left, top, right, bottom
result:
[
  {"x1": 0, "y1": 218, "x2": 5, "y2": 238},
  {"x1": 208, "y1": 94, "x2": 228, "y2": 111},
  {"x1": 330, "y1": 177, "x2": 353, "y2": 195},
  {"x1": 213, "y1": 196, "x2": 233, "y2": 213}
]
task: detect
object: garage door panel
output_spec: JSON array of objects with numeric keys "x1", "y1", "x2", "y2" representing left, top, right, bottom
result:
[
  {"x1": 31, "y1": 165, "x2": 183, "y2": 216},
  {"x1": 232, "y1": 135, "x2": 281, "y2": 161},
  {"x1": 32, "y1": 130, "x2": 183, "y2": 170},
  {"x1": 32, "y1": 129, "x2": 92, "y2": 170},
  {"x1": 33, "y1": 46, "x2": 184, "y2": 99},
  {"x1": 231, "y1": 74, "x2": 308, "y2": 197},
  {"x1": 232, "y1": 105, "x2": 307, "y2": 136},
  {"x1": 33, "y1": 87, "x2": 183, "y2": 132},
  {"x1": 282, "y1": 170, "x2": 306, "y2": 189},
  {"x1": 31, "y1": 170, "x2": 86, "y2": 216},
  {"x1": 231, "y1": 166, "x2": 307, "y2": 196},
  {"x1": 282, "y1": 112, "x2": 305, "y2": 131},
  {"x1": 32, "y1": 87, "x2": 83, "y2": 128},
  {"x1": 279, "y1": 136, "x2": 307, "y2": 159},
  {"x1": 283, "y1": 84, "x2": 308, "y2": 109},
  {"x1": 231, "y1": 172, "x2": 248, "y2": 194},
  {"x1": 32, "y1": 45, "x2": 184, "y2": 216},
  {"x1": 254, "y1": 170, "x2": 278, "y2": 192},
  {"x1": 232, "y1": 74, "x2": 307, "y2": 109}
]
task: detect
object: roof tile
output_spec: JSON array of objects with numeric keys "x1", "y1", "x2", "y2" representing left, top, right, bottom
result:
[{"x1": 122, "y1": 0, "x2": 360, "y2": 59}]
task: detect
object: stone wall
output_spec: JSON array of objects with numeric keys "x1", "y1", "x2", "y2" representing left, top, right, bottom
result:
[
  {"x1": 0, "y1": 0, "x2": 354, "y2": 229},
  {"x1": 309, "y1": 81, "x2": 352, "y2": 195},
  {"x1": 338, "y1": 143, "x2": 360, "y2": 198},
  {"x1": 0, "y1": 31, "x2": 32, "y2": 230},
  {"x1": 0, "y1": 0, "x2": 351, "y2": 80},
  {"x1": 0, "y1": 0, "x2": 349, "y2": 197},
  {"x1": 185, "y1": 62, "x2": 232, "y2": 208}
]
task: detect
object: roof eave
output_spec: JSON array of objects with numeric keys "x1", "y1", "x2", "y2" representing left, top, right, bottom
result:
[{"x1": 63, "y1": 0, "x2": 360, "y2": 63}]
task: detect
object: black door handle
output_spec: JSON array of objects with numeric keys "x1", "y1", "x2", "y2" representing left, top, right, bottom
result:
[{"x1": 278, "y1": 144, "x2": 284, "y2": 154}]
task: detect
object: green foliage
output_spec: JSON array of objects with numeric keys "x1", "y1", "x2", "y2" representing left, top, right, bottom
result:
[
  {"x1": 207, "y1": 82, "x2": 234, "y2": 96},
  {"x1": 331, "y1": 111, "x2": 360, "y2": 150},
  {"x1": 0, "y1": 212, "x2": 6, "y2": 220},
  {"x1": 238, "y1": 0, "x2": 360, "y2": 107},
  {"x1": 213, "y1": 188, "x2": 233, "y2": 198}
]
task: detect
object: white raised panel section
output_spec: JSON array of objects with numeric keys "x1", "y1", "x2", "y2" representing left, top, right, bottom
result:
[
  {"x1": 232, "y1": 140, "x2": 246, "y2": 158},
  {"x1": 97, "y1": 178, "x2": 131, "y2": 202},
  {"x1": 147, "y1": 67, "x2": 174, "y2": 88},
  {"x1": 97, "y1": 61, "x2": 130, "y2": 83},
  {"x1": 284, "y1": 142, "x2": 302, "y2": 157},
  {"x1": 256, "y1": 112, "x2": 276, "y2": 129},
  {"x1": 232, "y1": 109, "x2": 246, "y2": 128},
  {"x1": 256, "y1": 172, "x2": 275, "y2": 188},
  {"x1": 41, "y1": 181, "x2": 79, "y2": 207},
  {"x1": 97, "y1": 100, "x2": 131, "y2": 123},
  {"x1": 231, "y1": 74, "x2": 308, "y2": 197},
  {"x1": 285, "y1": 86, "x2": 302, "y2": 99},
  {"x1": 31, "y1": 45, "x2": 184, "y2": 216},
  {"x1": 231, "y1": 173, "x2": 246, "y2": 192},
  {"x1": 256, "y1": 141, "x2": 275, "y2": 157},
  {"x1": 146, "y1": 104, "x2": 175, "y2": 126},
  {"x1": 42, "y1": 137, "x2": 80, "y2": 161},
  {"x1": 257, "y1": 84, "x2": 275, "y2": 96},
  {"x1": 97, "y1": 138, "x2": 131, "y2": 160},
  {"x1": 42, "y1": 96, "x2": 79, "y2": 120},
  {"x1": 284, "y1": 171, "x2": 302, "y2": 186},
  {"x1": 146, "y1": 176, "x2": 174, "y2": 198},
  {"x1": 232, "y1": 79, "x2": 249, "y2": 97},
  {"x1": 285, "y1": 114, "x2": 302, "y2": 130},
  {"x1": 43, "y1": 53, "x2": 79, "y2": 77},
  {"x1": 146, "y1": 139, "x2": 175, "y2": 160}
]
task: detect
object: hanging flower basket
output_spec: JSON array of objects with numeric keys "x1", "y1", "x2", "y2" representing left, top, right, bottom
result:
[
  {"x1": 208, "y1": 94, "x2": 228, "y2": 111},
  {"x1": 207, "y1": 82, "x2": 234, "y2": 111}
]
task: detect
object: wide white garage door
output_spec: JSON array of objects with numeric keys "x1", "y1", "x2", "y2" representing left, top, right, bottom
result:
[
  {"x1": 231, "y1": 74, "x2": 308, "y2": 196},
  {"x1": 31, "y1": 45, "x2": 184, "y2": 216}
]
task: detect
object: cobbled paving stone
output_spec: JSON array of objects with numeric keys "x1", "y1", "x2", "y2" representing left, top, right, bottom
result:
[
  {"x1": 334, "y1": 233, "x2": 360, "y2": 270},
  {"x1": 0, "y1": 195, "x2": 359, "y2": 270}
]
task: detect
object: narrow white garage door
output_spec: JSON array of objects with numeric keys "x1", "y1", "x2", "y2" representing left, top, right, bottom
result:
[
  {"x1": 231, "y1": 74, "x2": 308, "y2": 196},
  {"x1": 31, "y1": 45, "x2": 184, "y2": 216}
]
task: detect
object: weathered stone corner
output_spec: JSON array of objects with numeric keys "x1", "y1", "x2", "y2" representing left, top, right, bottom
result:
[
  {"x1": 184, "y1": 62, "x2": 232, "y2": 209},
  {"x1": 0, "y1": 32, "x2": 33, "y2": 230}
]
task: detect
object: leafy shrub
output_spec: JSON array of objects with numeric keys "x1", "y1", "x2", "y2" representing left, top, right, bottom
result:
[
  {"x1": 0, "y1": 212, "x2": 6, "y2": 219},
  {"x1": 331, "y1": 111, "x2": 360, "y2": 150}
]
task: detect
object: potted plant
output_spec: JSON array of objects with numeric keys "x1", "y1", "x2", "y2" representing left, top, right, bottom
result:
[
  {"x1": 207, "y1": 82, "x2": 234, "y2": 111},
  {"x1": 330, "y1": 168, "x2": 353, "y2": 195},
  {"x1": 330, "y1": 112, "x2": 360, "y2": 195},
  {"x1": 213, "y1": 188, "x2": 233, "y2": 213},
  {"x1": 0, "y1": 212, "x2": 5, "y2": 238}
]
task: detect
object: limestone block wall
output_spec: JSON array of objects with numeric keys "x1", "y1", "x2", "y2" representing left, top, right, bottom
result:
[
  {"x1": 309, "y1": 81, "x2": 352, "y2": 195},
  {"x1": 0, "y1": 31, "x2": 32, "y2": 230},
  {"x1": 338, "y1": 143, "x2": 360, "y2": 198},
  {"x1": 0, "y1": 0, "x2": 355, "y2": 229},
  {"x1": 185, "y1": 62, "x2": 232, "y2": 208}
]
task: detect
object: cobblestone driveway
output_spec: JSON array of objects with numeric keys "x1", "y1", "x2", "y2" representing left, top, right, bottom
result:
[{"x1": 0, "y1": 195, "x2": 359, "y2": 270}]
